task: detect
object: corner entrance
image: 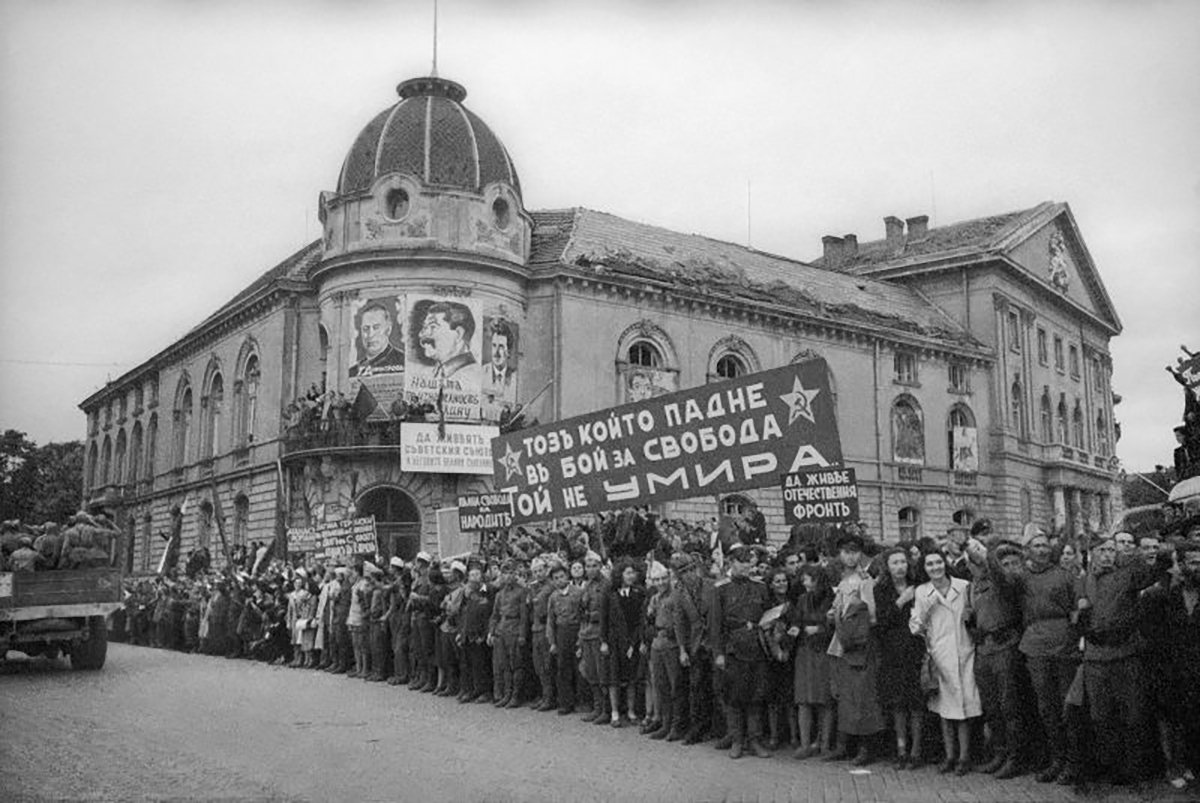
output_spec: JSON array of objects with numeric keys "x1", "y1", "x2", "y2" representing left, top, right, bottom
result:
[{"x1": 356, "y1": 486, "x2": 421, "y2": 561}]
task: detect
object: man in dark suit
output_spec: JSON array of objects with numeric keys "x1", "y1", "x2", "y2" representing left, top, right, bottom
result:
[{"x1": 349, "y1": 302, "x2": 404, "y2": 378}]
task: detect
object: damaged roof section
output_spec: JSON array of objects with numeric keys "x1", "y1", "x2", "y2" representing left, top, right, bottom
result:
[{"x1": 528, "y1": 208, "x2": 984, "y2": 350}]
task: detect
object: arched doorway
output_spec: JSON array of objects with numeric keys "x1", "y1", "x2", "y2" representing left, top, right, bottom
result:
[{"x1": 356, "y1": 486, "x2": 422, "y2": 560}]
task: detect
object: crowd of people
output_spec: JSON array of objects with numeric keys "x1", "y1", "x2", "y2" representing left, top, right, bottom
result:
[
  {"x1": 113, "y1": 511, "x2": 1200, "y2": 792},
  {"x1": 0, "y1": 513, "x2": 119, "y2": 572}
]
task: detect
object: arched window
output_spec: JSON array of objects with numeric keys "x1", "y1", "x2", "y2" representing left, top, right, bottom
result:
[
  {"x1": 198, "y1": 499, "x2": 213, "y2": 550},
  {"x1": 715, "y1": 354, "x2": 746, "y2": 380},
  {"x1": 891, "y1": 396, "x2": 925, "y2": 464},
  {"x1": 86, "y1": 442, "x2": 98, "y2": 491},
  {"x1": 721, "y1": 494, "x2": 752, "y2": 518},
  {"x1": 174, "y1": 384, "x2": 193, "y2": 468},
  {"x1": 899, "y1": 507, "x2": 920, "y2": 541},
  {"x1": 1072, "y1": 401, "x2": 1085, "y2": 449},
  {"x1": 235, "y1": 355, "x2": 259, "y2": 446},
  {"x1": 952, "y1": 508, "x2": 975, "y2": 527},
  {"x1": 101, "y1": 436, "x2": 113, "y2": 485},
  {"x1": 1056, "y1": 397, "x2": 1069, "y2": 444},
  {"x1": 1096, "y1": 413, "x2": 1110, "y2": 457},
  {"x1": 233, "y1": 494, "x2": 250, "y2": 546},
  {"x1": 318, "y1": 324, "x2": 330, "y2": 389},
  {"x1": 146, "y1": 413, "x2": 158, "y2": 479},
  {"x1": 947, "y1": 404, "x2": 978, "y2": 472},
  {"x1": 114, "y1": 429, "x2": 127, "y2": 486},
  {"x1": 1021, "y1": 487, "x2": 1033, "y2": 524},
  {"x1": 129, "y1": 422, "x2": 143, "y2": 485},
  {"x1": 628, "y1": 341, "x2": 662, "y2": 369},
  {"x1": 203, "y1": 373, "x2": 223, "y2": 459},
  {"x1": 1010, "y1": 378, "x2": 1024, "y2": 434},
  {"x1": 1040, "y1": 391, "x2": 1053, "y2": 442}
]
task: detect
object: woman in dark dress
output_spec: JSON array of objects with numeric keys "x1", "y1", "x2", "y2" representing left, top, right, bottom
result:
[
  {"x1": 601, "y1": 560, "x2": 646, "y2": 726},
  {"x1": 762, "y1": 568, "x2": 795, "y2": 750},
  {"x1": 791, "y1": 563, "x2": 835, "y2": 758},
  {"x1": 875, "y1": 546, "x2": 926, "y2": 768}
]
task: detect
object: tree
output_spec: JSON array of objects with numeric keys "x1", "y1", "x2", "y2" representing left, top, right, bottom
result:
[
  {"x1": 1122, "y1": 465, "x2": 1175, "y2": 510},
  {"x1": 0, "y1": 429, "x2": 83, "y2": 524}
]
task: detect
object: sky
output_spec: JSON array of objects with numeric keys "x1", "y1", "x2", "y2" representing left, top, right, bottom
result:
[{"x1": 0, "y1": 0, "x2": 1197, "y2": 472}]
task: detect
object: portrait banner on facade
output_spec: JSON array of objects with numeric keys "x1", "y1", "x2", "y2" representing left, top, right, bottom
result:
[
  {"x1": 481, "y1": 315, "x2": 519, "y2": 422},
  {"x1": 457, "y1": 491, "x2": 515, "y2": 531},
  {"x1": 781, "y1": 468, "x2": 859, "y2": 526},
  {"x1": 347, "y1": 295, "x2": 407, "y2": 419},
  {"x1": 400, "y1": 423, "x2": 499, "y2": 475},
  {"x1": 404, "y1": 295, "x2": 484, "y2": 420},
  {"x1": 491, "y1": 358, "x2": 843, "y2": 525},
  {"x1": 287, "y1": 516, "x2": 377, "y2": 560},
  {"x1": 622, "y1": 366, "x2": 678, "y2": 404}
]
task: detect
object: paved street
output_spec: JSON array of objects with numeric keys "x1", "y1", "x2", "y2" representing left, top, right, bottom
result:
[{"x1": 0, "y1": 644, "x2": 1191, "y2": 803}]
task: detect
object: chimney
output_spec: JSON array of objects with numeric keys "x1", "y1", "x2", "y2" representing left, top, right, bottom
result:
[
  {"x1": 842, "y1": 233, "x2": 858, "y2": 261},
  {"x1": 884, "y1": 216, "x2": 904, "y2": 250},
  {"x1": 821, "y1": 235, "x2": 845, "y2": 268},
  {"x1": 906, "y1": 215, "x2": 929, "y2": 240}
]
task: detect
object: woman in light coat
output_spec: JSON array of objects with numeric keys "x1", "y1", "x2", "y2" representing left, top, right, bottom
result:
[{"x1": 909, "y1": 549, "x2": 981, "y2": 775}]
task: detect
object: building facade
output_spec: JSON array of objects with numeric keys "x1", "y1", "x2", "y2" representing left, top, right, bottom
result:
[{"x1": 78, "y1": 74, "x2": 1122, "y2": 571}]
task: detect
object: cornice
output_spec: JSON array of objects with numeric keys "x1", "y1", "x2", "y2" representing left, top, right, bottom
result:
[{"x1": 533, "y1": 265, "x2": 994, "y2": 366}]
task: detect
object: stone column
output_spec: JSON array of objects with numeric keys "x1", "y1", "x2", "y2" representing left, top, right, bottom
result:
[{"x1": 1068, "y1": 487, "x2": 1083, "y2": 538}]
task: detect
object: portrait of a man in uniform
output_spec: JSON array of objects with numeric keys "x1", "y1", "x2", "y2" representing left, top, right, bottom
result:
[
  {"x1": 349, "y1": 299, "x2": 405, "y2": 378},
  {"x1": 419, "y1": 301, "x2": 478, "y2": 381}
]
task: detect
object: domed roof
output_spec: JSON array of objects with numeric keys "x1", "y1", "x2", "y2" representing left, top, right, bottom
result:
[{"x1": 337, "y1": 76, "x2": 521, "y2": 198}]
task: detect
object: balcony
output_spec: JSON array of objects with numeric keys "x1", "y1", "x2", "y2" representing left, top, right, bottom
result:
[{"x1": 282, "y1": 419, "x2": 406, "y2": 456}]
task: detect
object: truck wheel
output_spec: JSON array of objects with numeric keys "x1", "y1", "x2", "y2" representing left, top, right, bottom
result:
[{"x1": 71, "y1": 617, "x2": 108, "y2": 670}]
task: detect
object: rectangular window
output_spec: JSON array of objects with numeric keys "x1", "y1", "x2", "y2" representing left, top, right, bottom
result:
[
  {"x1": 948, "y1": 363, "x2": 969, "y2": 393},
  {"x1": 1069, "y1": 345, "x2": 1080, "y2": 378},
  {"x1": 894, "y1": 351, "x2": 917, "y2": 385},
  {"x1": 1054, "y1": 336, "x2": 1065, "y2": 372},
  {"x1": 1007, "y1": 311, "x2": 1021, "y2": 352},
  {"x1": 1092, "y1": 357, "x2": 1103, "y2": 390},
  {"x1": 1037, "y1": 328, "x2": 1048, "y2": 365}
]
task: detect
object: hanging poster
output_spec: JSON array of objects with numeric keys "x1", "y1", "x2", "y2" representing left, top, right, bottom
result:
[
  {"x1": 347, "y1": 295, "x2": 407, "y2": 420},
  {"x1": 481, "y1": 316, "x2": 519, "y2": 422},
  {"x1": 400, "y1": 423, "x2": 499, "y2": 475},
  {"x1": 952, "y1": 426, "x2": 979, "y2": 473},
  {"x1": 623, "y1": 367, "x2": 678, "y2": 404},
  {"x1": 405, "y1": 296, "x2": 484, "y2": 421}
]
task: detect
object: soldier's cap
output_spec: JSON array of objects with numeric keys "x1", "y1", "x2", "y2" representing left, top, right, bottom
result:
[
  {"x1": 970, "y1": 519, "x2": 993, "y2": 536},
  {"x1": 727, "y1": 544, "x2": 754, "y2": 563},
  {"x1": 647, "y1": 561, "x2": 669, "y2": 580},
  {"x1": 1021, "y1": 523, "x2": 1047, "y2": 546},
  {"x1": 415, "y1": 551, "x2": 433, "y2": 565},
  {"x1": 295, "y1": 568, "x2": 308, "y2": 579},
  {"x1": 389, "y1": 556, "x2": 405, "y2": 569},
  {"x1": 584, "y1": 550, "x2": 602, "y2": 564},
  {"x1": 669, "y1": 553, "x2": 693, "y2": 571},
  {"x1": 449, "y1": 560, "x2": 467, "y2": 576},
  {"x1": 994, "y1": 543, "x2": 1023, "y2": 563},
  {"x1": 17, "y1": 536, "x2": 33, "y2": 547},
  {"x1": 835, "y1": 532, "x2": 865, "y2": 552},
  {"x1": 499, "y1": 559, "x2": 516, "y2": 572},
  {"x1": 530, "y1": 556, "x2": 547, "y2": 571},
  {"x1": 334, "y1": 566, "x2": 350, "y2": 576}
]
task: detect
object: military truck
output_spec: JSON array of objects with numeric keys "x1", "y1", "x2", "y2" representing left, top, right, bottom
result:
[{"x1": 0, "y1": 567, "x2": 122, "y2": 669}]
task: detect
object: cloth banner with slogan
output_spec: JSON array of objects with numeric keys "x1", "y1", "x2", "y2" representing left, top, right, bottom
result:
[{"x1": 491, "y1": 357, "x2": 842, "y2": 525}]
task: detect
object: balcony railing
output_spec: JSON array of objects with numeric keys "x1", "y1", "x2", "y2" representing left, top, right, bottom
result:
[{"x1": 281, "y1": 419, "x2": 407, "y2": 454}]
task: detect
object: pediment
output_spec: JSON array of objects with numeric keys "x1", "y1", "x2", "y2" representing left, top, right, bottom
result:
[{"x1": 1002, "y1": 208, "x2": 1121, "y2": 333}]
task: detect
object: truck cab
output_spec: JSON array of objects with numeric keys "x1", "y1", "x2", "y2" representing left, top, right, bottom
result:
[{"x1": 0, "y1": 567, "x2": 123, "y2": 669}]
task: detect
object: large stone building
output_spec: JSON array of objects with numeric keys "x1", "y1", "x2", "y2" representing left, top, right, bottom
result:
[{"x1": 78, "y1": 73, "x2": 1123, "y2": 571}]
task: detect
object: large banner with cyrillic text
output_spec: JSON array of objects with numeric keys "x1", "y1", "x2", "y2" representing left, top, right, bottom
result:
[{"x1": 490, "y1": 358, "x2": 842, "y2": 525}]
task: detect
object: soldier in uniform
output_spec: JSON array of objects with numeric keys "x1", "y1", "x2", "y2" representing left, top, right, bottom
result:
[
  {"x1": 578, "y1": 551, "x2": 611, "y2": 724},
  {"x1": 328, "y1": 566, "x2": 352, "y2": 673},
  {"x1": 528, "y1": 556, "x2": 557, "y2": 711},
  {"x1": 488, "y1": 559, "x2": 529, "y2": 708},
  {"x1": 710, "y1": 544, "x2": 772, "y2": 759},
  {"x1": 365, "y1": 563, "x2": 390, "y2": 682},
  {"x1": 459, "y1": 562, "x2": 494, "y2": 703},
  {"x1": 407, "y1": 552, "x2": 435, "y2": 691},
  {"x1": 546, "y1": 561, "x2": 584, "y2": 715},
  {"x1": 386, "y1": 558, "x2": 411, "y2": 685}
]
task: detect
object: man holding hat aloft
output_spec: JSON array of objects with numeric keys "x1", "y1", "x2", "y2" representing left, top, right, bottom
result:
[{"x1": 710, "y1": 543, "x2": 772, "y2": 759}]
